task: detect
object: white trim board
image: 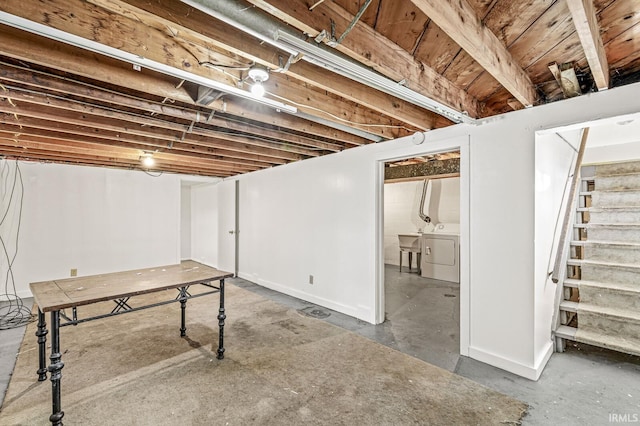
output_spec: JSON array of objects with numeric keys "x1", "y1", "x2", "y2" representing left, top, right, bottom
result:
[
  {"x1": 469, "y1": 341, "x2": 554, "y2": 381},
  {"x1": 375, "y1": 134, "x2": 471, "y2": 357}
]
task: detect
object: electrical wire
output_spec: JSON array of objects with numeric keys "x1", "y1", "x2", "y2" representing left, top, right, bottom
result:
[{"x1": 0, "y1": 160, "x2": 34, "y2": 330}]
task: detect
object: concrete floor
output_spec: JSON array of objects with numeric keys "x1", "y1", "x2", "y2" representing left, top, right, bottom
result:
[{"x1": 2, "y1": 265, "x2": 640, "y2": 424}]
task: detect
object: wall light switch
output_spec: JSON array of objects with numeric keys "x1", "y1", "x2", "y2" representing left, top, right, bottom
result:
[
  {"x1": 70, "y1": 268, "x2": 77, "y2": 277},
  {"x1": 309, "y1": 275, "x2": 314, "y2": 285}
]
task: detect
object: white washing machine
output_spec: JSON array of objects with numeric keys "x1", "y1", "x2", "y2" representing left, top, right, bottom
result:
[{"x1": 420, "y1": 223, "x2": 460, "y2": 283}]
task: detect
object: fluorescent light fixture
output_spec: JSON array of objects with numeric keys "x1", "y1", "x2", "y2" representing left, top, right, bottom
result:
[
  {"x1": 274, "y1": 31, "x2": 473, "y2": 124},
  {"x1": 0, "y1": 12, "x2": 297, "y2": 114}
]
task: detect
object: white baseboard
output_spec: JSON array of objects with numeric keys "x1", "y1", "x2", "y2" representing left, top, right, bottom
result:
[
  {"x1": 237, "y1": 273, "x2": 367, "y2": 321},
  {"x1": 468, "y1": 341, "x2": 554, "y2": 381}
]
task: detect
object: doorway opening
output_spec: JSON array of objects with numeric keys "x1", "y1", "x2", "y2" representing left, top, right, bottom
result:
[{"x1": 381, "y1": 150, "x2": 462, "y2": 371}]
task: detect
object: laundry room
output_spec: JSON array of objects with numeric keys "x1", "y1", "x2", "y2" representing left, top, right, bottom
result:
[{"x1": 382, "y1": 150, "x2": 462, "y2": 370}]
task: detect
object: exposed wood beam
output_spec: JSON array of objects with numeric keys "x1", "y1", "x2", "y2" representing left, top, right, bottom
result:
[
  {"x1": 0, "y1": 138, "x2": 252, "y2": 174},
  {"x1": 0, "y1": 85, "x2": 320, "y2": 159},
  {"x1": 0, "y1": 125, "x2": 269, "y2": 171},
  {"x1": 97, "y1": 0, "x2": 428, "y2": 139},
  {"x1": 409, "y1": 0, "x2": 537, "y2": 107},
  {"x1": 0, "y1": 25, "x2": 369, "y2": 147},
  {"x1": 0, "y1": 141, "x2": 238, "y2": 176},
  {"x1": 0, "y1": 98, "x2": 309, "y2": 163},
  {"x1": 0, "y1": 0, "x2": 422, "y2": 139},
  {"x1": 0, "y1": 116, "x2": 288, "y2": 168},
  {"x1": 246, "y1": 0, "x2": 481, "y2": 117},
  {"x1": 566, "y1": 0, "x2": 610, "y2": 90},
  {"x1": 94, "y1": 0, "x2": 438, "y2": 133},
  {"x1": 0, "y1": 63, "x2": 347, "y2": 153}
]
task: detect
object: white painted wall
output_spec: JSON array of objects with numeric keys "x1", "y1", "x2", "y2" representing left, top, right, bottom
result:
[
  {"x1": 180, "y1": 185, "x2": 192, "y2": 260},
  {"x1": 584, "y1": 140, "x2": 640, "y2": 164},
  {"x1": 383, "y1": 177, "x2": 460, "y2": 265},
  {"x1": 533, "y1": 130, "x2": 582, "y2": 373},
  {"x1": 383, "y1": 181, "x2": 431, "y2": 265},
  {"x1": 225, "y1": 81, "x2": 640, "y2": 380},
  {"x1": 1, "y1": 162, "x2": 181, "y2": 299},
  {"x1": 583, "y1": 112, "x2": 640, "y2": 164},
  {"x1": 426, "y1": 178, "x2": 460, "y2": 224},
  {"x1": 190, "y1": 183, "x2": 219, "y2": 268}
]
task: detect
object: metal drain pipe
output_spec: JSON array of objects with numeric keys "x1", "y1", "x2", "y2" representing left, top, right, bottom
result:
[{"x1": 419, "y1": 179, "x2": 432, "y2": 224}]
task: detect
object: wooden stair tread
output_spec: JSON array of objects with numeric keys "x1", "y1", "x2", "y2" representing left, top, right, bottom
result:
[
  {"x1": 555, "y1": 325, "x2": 577, "y2": 340},
  {"x1": 576, "y1": 303, "x2": 640, "y2": 322},
  {"x1": 560, "y1": 300, "x2": 578, "y2": 312},
  {"x1": 563, "y1": 278, "x2": 640, "y2": 293},
  {"x1": 577, "y1": 206, "x2": 640, "y2": 212},
  {"x1": 566, "y1": 258, "x2": 640, "y2": 269},
  {"x1": 571, "y1": 240, "x2": 640, "y2": 247},
  {"x1": 574, "y1": 329, "x2": 640, "y2": 357}
]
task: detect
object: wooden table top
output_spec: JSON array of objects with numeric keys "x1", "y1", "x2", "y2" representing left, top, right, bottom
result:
[{"x1": 29, "y1": 260, "x2": 233, "y2": 312}]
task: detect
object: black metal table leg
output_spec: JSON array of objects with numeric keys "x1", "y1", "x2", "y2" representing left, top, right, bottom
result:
[
  {"x1": 180, "y1": 287, "x2": 187, "y2": 337},
  {"x1": 48, "y1": 310, "x2": 64, "y2": 426},
  {"x1": 36, "y1": 308, "x2": 48, "y2": 381},
  {"x1": 217, "y1": 279, "x2": 226, "y2": 360}
]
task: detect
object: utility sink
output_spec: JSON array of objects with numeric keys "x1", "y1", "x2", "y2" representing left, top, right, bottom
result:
[{"x1": 398, "y1": 233, "x2": 421, "y2": 251}]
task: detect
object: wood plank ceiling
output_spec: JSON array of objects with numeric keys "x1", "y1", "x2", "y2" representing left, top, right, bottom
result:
[{"x1": 0, "y1": 0, "x2": 638, "y2": 177}]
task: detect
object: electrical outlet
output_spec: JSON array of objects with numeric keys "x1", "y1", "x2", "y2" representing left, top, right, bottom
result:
[
  {"x1": 70, "y1": 268, "x2": 77, "y2": 277},
  {"x1": 309, "y1": 275, "x2": 314, "y2": 285}
]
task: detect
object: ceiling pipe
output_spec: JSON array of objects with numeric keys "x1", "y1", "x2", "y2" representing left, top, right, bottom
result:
[
  {"x1": 0, "y1": 11, "x2": 297, "y2": 114},
  {"x1": 181, "y1": 0, "x2": 474, "y2": 125}
]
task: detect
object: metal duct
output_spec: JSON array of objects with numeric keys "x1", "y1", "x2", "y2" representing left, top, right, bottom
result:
[{"x1": 181, "y1": 0, "x2": 473, "y2": 125}]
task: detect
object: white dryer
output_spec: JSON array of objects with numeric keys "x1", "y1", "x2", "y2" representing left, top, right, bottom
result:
[{"x1": 420, "y1": 223, "x2": 459, "y2": 283}]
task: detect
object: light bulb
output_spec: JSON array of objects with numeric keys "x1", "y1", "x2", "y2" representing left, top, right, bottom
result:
[
  {"x1": 250, "y1": 82, "x2": 265, "y2": 97},
  {"x1": 142, "y1": 155, "x2": 155, "y2": 167}
]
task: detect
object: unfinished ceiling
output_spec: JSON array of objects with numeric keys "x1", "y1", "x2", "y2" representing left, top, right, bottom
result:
[{"x1": 0, "y1": 0, "x2": 638, "y2": 176}]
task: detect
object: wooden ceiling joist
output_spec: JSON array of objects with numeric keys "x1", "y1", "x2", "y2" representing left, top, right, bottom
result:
[
  {"x1": 0, "y1": 93, "x2": 320, "y2": 161},
  {"x1": 0, "y1": 125, "x2": 273, "y2": 171},
  {"x1": 0, "y1": 138, "x2": 255, "y2": 174},
  {"x1": 0, "y1": 142, "x2": 240, "y2": 176},
  {"x1": 0, "y1": 0, "x2": 431, "y2": 139},
  {"x1": 409, "y1": 0, "x2": 537, "y2": 108},
  {"x1": 0, "y1": 64, "x2": 347, "y2": 153},
  {"x1": 566, "y1": 0, "x2": 610, "y2": 90},
  {"x1": 0, "y1": 0, "x2": 638, "y2": 177},
  {"x1": 245, "y1": 0, "x2": 481, "y2": 117},
  {"x1": 97, "y1": 0, "x2": 439, "y2": 133},
  {"x1": 0, "y1": 25, "x2": 369, "y2": 148}
]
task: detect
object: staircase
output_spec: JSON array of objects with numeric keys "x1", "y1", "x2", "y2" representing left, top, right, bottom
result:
[{"x1": 555, "y1": 160, "x2": 640, "y2": 356}]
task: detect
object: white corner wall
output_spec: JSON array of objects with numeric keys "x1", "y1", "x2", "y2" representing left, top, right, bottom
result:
[
  {"x1": 2, "y1": 162, "x2": 181, "y2": 299},
  {"x1": 190, "y1": 182, "x2": 219, "y2": 268},
  {"x1": 223, "y1": 81, "x2": 640, "y2": 380},
  {"x1": 180, "y1": 185, "x2": 192, "y2": 260},
  {"x1": 533, "y1": 130, "x2": 582, "y2": 377},
  {"x1": 583, "y1": 140, "x2": 640, "y2": 164}
]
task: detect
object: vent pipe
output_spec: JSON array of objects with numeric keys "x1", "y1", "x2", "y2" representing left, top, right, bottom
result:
[{"x1": 419, "y1": 179, "x2": 431, "y2": 224}]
